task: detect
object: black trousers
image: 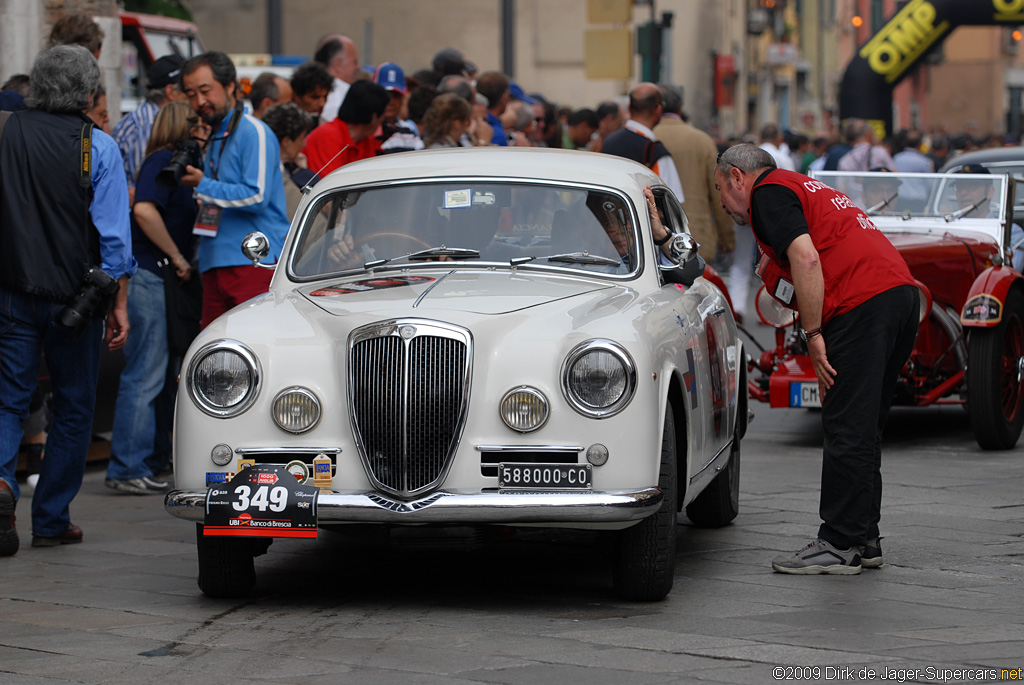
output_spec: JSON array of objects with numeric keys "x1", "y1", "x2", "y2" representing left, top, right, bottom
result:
[{"x1": 817, "y1": 285, "x2": 919, "y2": 548}]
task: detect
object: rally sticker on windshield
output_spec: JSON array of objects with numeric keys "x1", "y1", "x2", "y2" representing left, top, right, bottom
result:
[
  {"x1": 309, "y1": 276, "x2": 435, "y2": 297},
  {"x1": 444, "y1": 189, "x2": 472, "y2": 208},
  {"x1": 204, "y1": 464, "x2": 318, "y2": 538}
]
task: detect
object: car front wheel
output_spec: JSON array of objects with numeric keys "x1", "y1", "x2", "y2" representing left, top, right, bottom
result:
[
  {"x1": 612, "y1": 401, "x2": 678, "y2": 601},
  {"x1": 968, "y1": 288, "x2": 1024, "y2": 450}
]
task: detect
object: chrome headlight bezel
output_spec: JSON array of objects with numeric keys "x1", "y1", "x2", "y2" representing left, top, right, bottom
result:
[
  {"x1": 499, "y1": 386, "x2": 550, "y2": 433},
  {"x1": 560, "y1": 339, "x2": 637, "y2": 418},
  {"x1": 187, "y1": 340, "x2": 262, "y2": 418},
  {"x1": 272, "y1": 386, "x2": 322, "y2": 434}
]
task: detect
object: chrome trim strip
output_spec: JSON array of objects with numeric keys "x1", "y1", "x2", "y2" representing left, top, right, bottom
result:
[
  {"x1": 475, "y1": 445, "x2": 583, "y2": 453},
  {"x1": 413, "y1": 270, "x2": 455, "y2": 308},
  {"x1": 689, "y1": 438, "x2": 734, "y2": 485},
  {"x1": 235, "y1": 447, "x2": 342, "y2": 455},
  {"x1": 166, "y1": 487, "x2": 663, "y2": 524}
]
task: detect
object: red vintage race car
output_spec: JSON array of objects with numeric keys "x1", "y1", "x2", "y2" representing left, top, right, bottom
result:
[{"x1": 747, "y1": 170, "x2": 1024, "y2": 450}]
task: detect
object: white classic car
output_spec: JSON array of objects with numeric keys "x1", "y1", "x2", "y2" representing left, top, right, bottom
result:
[{"x1": 165, "y1": 148, "x2": 747, "y2": 601}]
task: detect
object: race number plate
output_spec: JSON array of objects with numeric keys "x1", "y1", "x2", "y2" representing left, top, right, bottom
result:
[
  {"x1": 790, "y1": 382, "x2": 821, "y2": 408},
  {"x1": 498, "y1": 463, "x2": 592, "y2": 490},
  {"x1": 204, "y1": 464, "x2": 319, "y2": 538}
]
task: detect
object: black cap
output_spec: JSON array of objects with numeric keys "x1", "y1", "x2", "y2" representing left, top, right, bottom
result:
[
  {"x1": 147, "y1": 54, "x2": 184, "y2": 90},
  {"x1": 954, "y1": 163, "x2": 990, "y2": 174},
  {"x1": 865, "y1": 167, "x2": 901, "y2": 186}
]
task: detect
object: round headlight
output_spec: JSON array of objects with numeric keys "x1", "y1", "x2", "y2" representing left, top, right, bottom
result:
[
  {"x1": 755, "y1": 286, "x2": 798, "y2": 328},
  {"x1": 273, "y1": 387, "x2": 322, "y2": 433},
  {"x1": 188, "y1": 341, "x2": 261, "y2": 417},
  {"x1": 561, "y1": 340, "x2": 636, "y2": 418},
  {"x1": 500, "y1": 386, "x2": 549, "y2": 432}
]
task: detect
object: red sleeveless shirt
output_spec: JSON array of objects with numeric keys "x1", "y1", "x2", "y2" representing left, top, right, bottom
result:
[{"x1": 750, "y1": 169, "x2": 914, "y2": 325}]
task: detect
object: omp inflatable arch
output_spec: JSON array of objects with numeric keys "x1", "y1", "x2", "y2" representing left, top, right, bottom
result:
[{"x1": 839, "y1": 0, "x2": 1024, "y2": 137}]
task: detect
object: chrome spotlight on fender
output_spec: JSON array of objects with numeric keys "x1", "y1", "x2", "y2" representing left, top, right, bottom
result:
[{"x1": 667, "y1": 233, "x2": 699, "y2": 264}]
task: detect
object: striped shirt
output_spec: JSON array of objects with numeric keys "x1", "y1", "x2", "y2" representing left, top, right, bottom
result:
[{"x1": 111, "y1": 100, "x2": 159, "y2": 189}]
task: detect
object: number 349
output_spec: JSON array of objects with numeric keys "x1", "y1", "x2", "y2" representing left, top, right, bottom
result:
[{"x1": 231, "y1": 485, "x2": 288, "y2": 512}]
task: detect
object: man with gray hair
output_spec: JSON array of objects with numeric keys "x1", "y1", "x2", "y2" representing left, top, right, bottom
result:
[
  {"x1": 715, "y1": 143, "x2": 917, "y2": 576},
  {"x1": 0, "y1": 45, "x2": 135, "y2": 555}
]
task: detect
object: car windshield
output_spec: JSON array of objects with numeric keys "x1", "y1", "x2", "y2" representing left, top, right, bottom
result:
[
  {"x1": 288, "y1": 182, "x2": 640, "y2": 280},
  {"x1": 812, "y1": 170, "x2": 1010, "y2": 223}
]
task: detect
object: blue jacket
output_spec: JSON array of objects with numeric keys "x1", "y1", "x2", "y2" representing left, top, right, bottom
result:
[{"x1": 195, "y1": 110, "x2": 289, "y2": 272}]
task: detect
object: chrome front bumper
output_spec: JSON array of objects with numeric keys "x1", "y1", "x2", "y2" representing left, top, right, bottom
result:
[{"x1": 165, "y1": 487, "x2": 663, "y2": 525}]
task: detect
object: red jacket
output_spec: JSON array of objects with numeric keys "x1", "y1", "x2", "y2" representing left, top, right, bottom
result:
[
  {"x1": 302, "y1": 119, "x2": 381, "y2": 178},
  {"x1": 751, "y1": 169, "x2": 914, "y2": 325}
]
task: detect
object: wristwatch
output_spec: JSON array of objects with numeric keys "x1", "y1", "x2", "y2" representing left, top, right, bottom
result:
[
  {"x1": 653, "y1": 231, "x2": 673, "y2": 246},
  {"x1": 799, "y1": 327, "x2": 822, "y2": 342}
]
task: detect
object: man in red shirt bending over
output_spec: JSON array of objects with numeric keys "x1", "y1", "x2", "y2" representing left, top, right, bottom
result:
[{"x1": 715, "y1": 144, "x2": 918, "y2": 576}]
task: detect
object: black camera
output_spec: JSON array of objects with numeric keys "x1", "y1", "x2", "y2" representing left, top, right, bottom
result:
[
  {"x1": 58, "y1": 267, "x2": 120, "y2": 335},
  {"x1": 156, "y1": 138, "x2": 204, "y2": 187}
]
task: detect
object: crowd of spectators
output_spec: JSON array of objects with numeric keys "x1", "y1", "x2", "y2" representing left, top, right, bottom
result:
[{"x1": 2, "y1": 12, "x2": 1023, "y2": 554}]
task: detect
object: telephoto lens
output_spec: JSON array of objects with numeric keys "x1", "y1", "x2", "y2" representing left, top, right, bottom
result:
[
  {"x1": 157, "y1": 138, "x2": 203, "y2": 187},
  {"x1": 58, "y1": 267, "x2": 120, "y2": 335}
]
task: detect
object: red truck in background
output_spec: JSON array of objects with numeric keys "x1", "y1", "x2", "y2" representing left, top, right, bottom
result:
[{"x1": 119, "y1": 11, "x2": 204, "y2": 113}]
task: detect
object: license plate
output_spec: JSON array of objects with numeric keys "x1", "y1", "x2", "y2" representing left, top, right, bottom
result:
[
  {"x1": 790, "y1": 382, "x2": 821, "y2": 408},
  {"x1": 498, "y1": 463, "x2": 592, "y2": 490}
]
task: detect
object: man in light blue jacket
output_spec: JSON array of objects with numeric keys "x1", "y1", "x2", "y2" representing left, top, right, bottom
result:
[{"x1": 179, "y1": 51, "x2": 289, "y2": 326}]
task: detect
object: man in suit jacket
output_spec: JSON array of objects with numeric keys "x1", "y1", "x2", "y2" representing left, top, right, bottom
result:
[{"x1": 653, "y1": 85, "x2": 734, "y2": 262}]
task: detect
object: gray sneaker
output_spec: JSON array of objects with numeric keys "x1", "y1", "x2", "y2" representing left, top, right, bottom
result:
[
  {"x1": 772, "y1": 539, "x2": 862, "y2": 575},
  {"x1": 105, "y1": 476, "x2": 169, "y2": 496},
  {"x1": 859, "y1": 538, "x2": 883, "y2": 568}
]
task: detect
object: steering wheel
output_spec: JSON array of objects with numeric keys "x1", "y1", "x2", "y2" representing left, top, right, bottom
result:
[{"x1": 352, "y1": 232, "x2": 434, "y2": 255}]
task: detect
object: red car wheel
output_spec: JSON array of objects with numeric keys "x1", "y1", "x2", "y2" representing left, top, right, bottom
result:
[{"x1": 967, "y1": 288, "x2": 1024, "y2": 450}]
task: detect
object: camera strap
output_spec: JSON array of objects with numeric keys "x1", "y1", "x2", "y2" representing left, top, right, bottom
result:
[
  {"x1": 79, "y1": 121, "x2": 94, "y2": 191},
  {"x1": 206, "y1": 101, "x2": 244, "y2": 181}
]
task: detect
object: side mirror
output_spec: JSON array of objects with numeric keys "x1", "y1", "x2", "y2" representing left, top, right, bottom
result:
[
  {"x1": 241, "y1": 232, "x2": 275, "y2": 270},
  {"x1": 667, "y1": 233, "x2": 699, "y2": 265}
]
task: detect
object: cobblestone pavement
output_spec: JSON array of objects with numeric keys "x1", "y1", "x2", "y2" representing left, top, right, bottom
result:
[{"x1": 1, "y1": 403, "x2": 1022, "y2": 684}]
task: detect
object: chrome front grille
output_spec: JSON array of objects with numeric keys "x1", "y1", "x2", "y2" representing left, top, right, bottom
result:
[{"x1": 349, "y1": 320, "x2": 472, "y2": 498}]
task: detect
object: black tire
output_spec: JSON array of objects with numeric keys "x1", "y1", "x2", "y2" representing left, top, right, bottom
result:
[
  {"x1": 612, "y1": 402, "x2": 678, "y2": 601},
  {"x1": 685, "y1": 429, "x2": 740, "y2": 528},
  {"x1": 968, "y1": 288, "x2": 1024, "y2": 450},
  {"x1": 196, "y1": 523, "x2": 259, "y2": 598}
]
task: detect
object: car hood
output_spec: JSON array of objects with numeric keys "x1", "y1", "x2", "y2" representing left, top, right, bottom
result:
[
  {"x1": 886, "y1": 231, "x2": 997, "y2": 306},
  {"x1": 297, "y1": 269, "x2": 617, "y2": 316}
]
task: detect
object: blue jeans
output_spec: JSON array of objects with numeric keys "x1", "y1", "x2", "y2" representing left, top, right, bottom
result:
[
  {"x1": 109, "y1": 268, "x2": 168, "y2": 480},
  {"x1": 0, "y1": 287, "x2": 103, "y2": 536}
]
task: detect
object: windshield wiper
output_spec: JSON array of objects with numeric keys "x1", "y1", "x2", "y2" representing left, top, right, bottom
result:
[
  {"x1": 546, "y1": 251, "x2": 621, "y2": 267},
  {"x1": 945, "y1": 199, "x2": 985, "y2": 222},
  {"x1": 364, "y1": 245, "x2": 480, "y2": 269},
  {"x1": 867, "y1": 192, "x2": 898, "y2": 216}
]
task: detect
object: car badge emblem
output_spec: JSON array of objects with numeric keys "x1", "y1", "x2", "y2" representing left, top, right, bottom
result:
[
  {"x1": 284, "y1": 459, "x2": 309, "y2": 484},
  {"x1": 400, "y1": 325, "x2": 416, "y2": 340}
]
